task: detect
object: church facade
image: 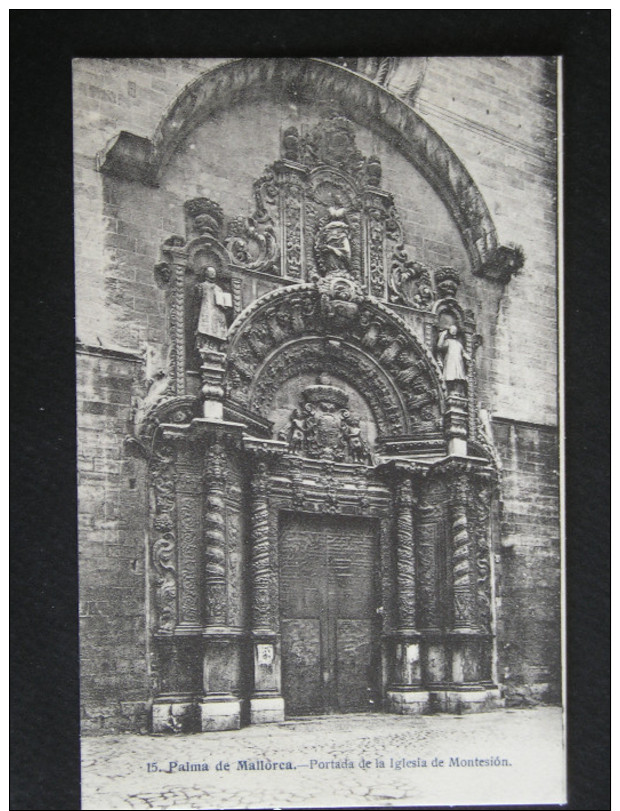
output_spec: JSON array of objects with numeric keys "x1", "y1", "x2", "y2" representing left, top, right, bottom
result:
[{"x1": 75, "y1": 58, "x2": 560, "y2": 733}]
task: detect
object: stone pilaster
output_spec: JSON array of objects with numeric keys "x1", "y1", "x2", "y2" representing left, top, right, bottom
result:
[
  {"x1": 447, "y1": 472, "x2": 487, "y2": 707},
  {"x1": 198, "y1": 346, "x2": 226, "y2": 420},
  {"x1": 444, "y1": 392, "x2": 469, "y2": 456},
  {"x1": 250, "y1": 460, "x2": 272, "y2": 632},
  {"x1": 395, "y1": 476, "x2": 417, "y2": 633},
  {"x1": 152, "y1": 418, "x2": 247, "y2": 732},
  {"x1": 244, "y1": 438, "x2": 287, "y2": 724},
  {"x1": 275, "y1": 158, "x2": 308, "y2": 280},
  {"x1": 154, "y1": 236, "x2": 188, "y2": 397}
]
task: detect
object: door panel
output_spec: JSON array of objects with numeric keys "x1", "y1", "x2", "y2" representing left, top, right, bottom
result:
[
  {"x1": 280, "y1": 513, "x2": 378, "y2": 715},
  {"x1": 280, "y1": 619, "x2": 323, "y2": 715},
  {"x1": 336, "y1": 619, "x2": 373, "y2": 711}
]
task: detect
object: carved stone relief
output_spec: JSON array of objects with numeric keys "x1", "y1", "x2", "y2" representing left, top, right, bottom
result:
[
  {"x1": 150, "y1": 442, "x2": 178, "y2": 633},
  {"x1": 226, "y1": 282, "x2": 446, "y2": 436},
  {"x1": 279, "y1": 375, "x2": 373, "y2": 463}
]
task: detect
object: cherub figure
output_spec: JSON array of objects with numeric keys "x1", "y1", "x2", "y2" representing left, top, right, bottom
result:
[
  {"x1": 342, "y1": 413, "x2": 371, "y2": 464},
  {"x1": 288, "y1": 408, "x2": 306, "y2": 454}
]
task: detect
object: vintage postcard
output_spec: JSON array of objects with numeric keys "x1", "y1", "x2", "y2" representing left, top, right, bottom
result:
[{"x1": 74, "y1": 56, "x2": 566, "y2": 808}]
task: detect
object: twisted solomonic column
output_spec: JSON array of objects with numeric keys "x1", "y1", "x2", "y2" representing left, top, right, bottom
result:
[
  {"x1": 203, "y1": 440, "x2": 227, "y2": 625},
  {"x1": 394, "y1": 475, "x2": 417, "y2": 632},
  {"x1": 449, "y1": 475, "x2": 476, "y2": 630}
]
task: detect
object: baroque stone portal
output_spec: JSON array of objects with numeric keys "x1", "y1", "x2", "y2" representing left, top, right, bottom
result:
[{"x1": 136, "y1": 112, "x2": 503, "y2": 733}]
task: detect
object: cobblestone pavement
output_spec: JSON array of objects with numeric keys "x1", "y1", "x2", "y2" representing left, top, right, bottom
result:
[{"x1": 81, "y1": 707, "x2": 565, "y2": 810}]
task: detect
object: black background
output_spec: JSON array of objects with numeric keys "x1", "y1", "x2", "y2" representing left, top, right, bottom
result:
[{"x1": 10, "y1": 11, "x2": 610, "y2": 810}]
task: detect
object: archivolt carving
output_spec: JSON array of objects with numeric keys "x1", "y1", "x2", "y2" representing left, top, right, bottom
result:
[
  {"x1": 255, "y1": 339, "x2": 406, "y2": 436},
  {"x1": 226, "y1": 283, "x2": 445, "y2": 435}
]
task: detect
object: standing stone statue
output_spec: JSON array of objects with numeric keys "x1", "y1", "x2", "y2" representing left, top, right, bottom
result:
[
  {"x1": 315, "y1": 205, "x2": 352, "y2": 276},
  {"x1": 196, "y1": 266, "x2": 233, "y2": 353},
  {"x1": 437, "y1": 325, "x2": 470, "y2": 395},
  {"x1": 288, "y1": 408, "x2": 306, "y2": 453}
]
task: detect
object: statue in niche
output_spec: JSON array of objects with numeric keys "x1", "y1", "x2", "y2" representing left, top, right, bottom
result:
[
  {"x1": 195, "y1": 266, "x2": 233, "y2": 354},
  {"x1": 437, "y1": 325, "x2": 471, "y2": 395},
  {"x1": 314, "y1": 204, "x2": 352, "y2": 277}
]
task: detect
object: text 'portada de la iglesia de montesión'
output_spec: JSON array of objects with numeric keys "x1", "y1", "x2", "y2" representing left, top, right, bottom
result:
[{"x1": 75, "y1": 57, "x2": 560, "y2": 733}]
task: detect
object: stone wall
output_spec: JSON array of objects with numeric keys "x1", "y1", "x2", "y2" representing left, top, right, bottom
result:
[
  {"x1": 493, "y1": 418, "x2": 561, "y2": 704},
  {"x1": 74, "y1": 57, "x2": 561, "y2": 731},
  {"x1": 77, "y1": 346, "x2": 150, "y2": 733},
  {"x1": 418, "y1": 57, "x2": 558, "y2": 426}
]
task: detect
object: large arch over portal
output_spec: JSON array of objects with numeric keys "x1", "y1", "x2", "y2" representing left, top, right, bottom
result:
[
  {"x1": 224, "y1": 280, "x2": 447, "y2": 446},
  {"x1": 98, "y1": 58, "x2": 522, "y2": 281}
]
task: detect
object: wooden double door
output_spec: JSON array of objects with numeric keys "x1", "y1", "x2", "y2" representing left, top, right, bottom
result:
[{"x1": 279, "y1": 513, "x2": 380, "y2": 715}]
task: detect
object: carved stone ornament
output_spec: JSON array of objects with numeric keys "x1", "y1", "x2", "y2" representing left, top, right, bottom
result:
[
  {"x1": 101, "y1": 59, "x2": 523, "y2": 280},
  {"x1": 467, "y1": 478, "x2": 496, "y2": 632},
  {"x1": 140, "y1": 108, "x2": 498, "y2": 443},
  {"x1": 434, "y1": 267, "x2": 461, "y2": 299},
  {"x1": 280, "y1": 375, "x2": 373, "y2": 464},
  {"x1": 184, "y1": 198, "x2": 224, "y2": 240},
  {"x1": 226, "y1": 282, "x2": 446, "y2": 434},
  {"x1": 150, "y1": 442, "x2": 178, "y2": 632}
]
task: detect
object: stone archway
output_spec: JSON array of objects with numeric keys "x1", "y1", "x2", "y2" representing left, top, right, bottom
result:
[
  {"x1": 225, "y1": 279, "x2": 447, "y2": 451},
  {"x1": 132, "y1": 92, "x2": 506, "y2": 732},
  {"x1": 98, "y1": 58, "x2": 523, "y2": 282}
]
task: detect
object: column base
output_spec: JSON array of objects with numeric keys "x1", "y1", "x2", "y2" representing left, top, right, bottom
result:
[
  {"x1": 250, "y1": 696, "x2": 285, "y2": 725},
  {"x1": 430, "y1": 686, "x2": 504, "y2": 714},
  {"x1": 199, "y1": 698, "x2": 241, "y2": 731},
  {"x1": 152, "y1": 697, "x2": 198, "y2": 733},
  {"x1": 386, "y1": 689, "x2": 430, "y2": 715}
]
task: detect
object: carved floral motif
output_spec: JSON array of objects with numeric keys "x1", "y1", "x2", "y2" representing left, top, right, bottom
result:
[{"x1": 150, "y1": 443, "x2": 178, "y2": 632}]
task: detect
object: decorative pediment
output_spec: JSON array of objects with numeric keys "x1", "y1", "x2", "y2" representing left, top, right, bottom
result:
[{"x1": 154, "y1": 112, "x2": 466, "y2": 310}]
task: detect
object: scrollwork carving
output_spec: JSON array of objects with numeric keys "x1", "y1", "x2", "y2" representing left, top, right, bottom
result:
[
  {"x1": 249, "y1": 460, "x2": 272, "y2": 629},
  {"x1": 225, "y1": 216, "x2": 279, "y2": 273},
  {"x1": 389, "y1": 257, "x2": 435, "y2": 310},
  {"x1": 470, "y1": 483, "x2": 493, "y2": 631},
  {"x1": 152, "y1": 535, "x2": 177, "y2": 633},
  {"x1": 150, "y1": 443, "x2": 178, "y2": 632}
]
